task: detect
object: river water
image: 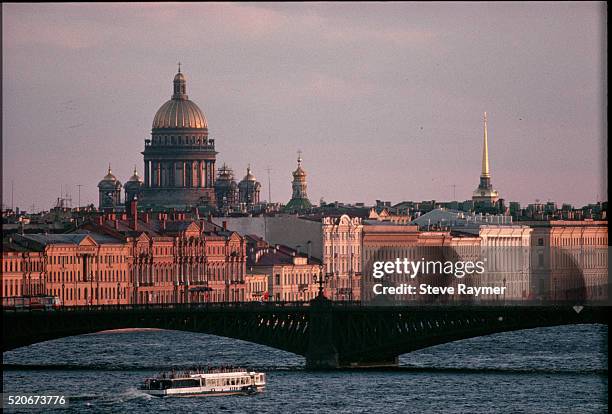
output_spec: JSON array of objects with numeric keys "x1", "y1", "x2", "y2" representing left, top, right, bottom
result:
[{"x1": 2, "y1": 324, "x2": 608, "y2": 413}]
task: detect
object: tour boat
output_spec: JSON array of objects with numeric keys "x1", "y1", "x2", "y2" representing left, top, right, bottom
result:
[{"x1": 140, "y1": 367, "x2": 266, "y2": 397}]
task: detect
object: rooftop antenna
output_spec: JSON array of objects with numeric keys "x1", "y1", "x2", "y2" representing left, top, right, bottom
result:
[
  {"x1": 266, "y1": 166, "x2": 272, "y2": 203},
  {"x1": 177, "y1": 61, "x2": 181, "y2": 73},
  {"x1": 77, "y1": 184, "x2": 83, "y2": 209}
]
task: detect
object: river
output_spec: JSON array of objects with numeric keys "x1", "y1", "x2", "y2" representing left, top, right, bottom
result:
[{"x1": 2, "y1": 324, "x2": 607, "y2": 413}]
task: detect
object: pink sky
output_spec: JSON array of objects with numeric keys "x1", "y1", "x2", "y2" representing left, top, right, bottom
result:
[{"x1": 2, "y1": 2, "x2": 607, "y2": 211}]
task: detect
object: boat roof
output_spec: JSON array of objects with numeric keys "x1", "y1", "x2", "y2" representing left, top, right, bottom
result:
[
  {"x1": 188, "y1": 371, "x2": 258, "y2": 378},
  {"x1": 148, "y1": 368, "x2": 261, "y2": 380}
]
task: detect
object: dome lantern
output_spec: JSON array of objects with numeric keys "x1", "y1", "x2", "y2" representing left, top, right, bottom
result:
[{"x1": 152, "y1": 66, "x2": 208, "y2": 130}]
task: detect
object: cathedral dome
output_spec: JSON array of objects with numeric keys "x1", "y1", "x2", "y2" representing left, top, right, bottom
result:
[
  {"x1": 98, "y1": 165, "x2": 121, "y2": 188},
  {"x1": 126, "y1": 167, "x2": 143, "y2": 183},
  {"x1": 152, "y1": 69, "x2": 208, "y2": 130},
  {"x1": 241, "y1": 166, "x2": 257, "y2": 182},
  {"x1": 99, "y1": 165, "x2": 117, "y2": 182},
  {"x1": 153, "y1": 99, "x2": 207, "y2": 129}
]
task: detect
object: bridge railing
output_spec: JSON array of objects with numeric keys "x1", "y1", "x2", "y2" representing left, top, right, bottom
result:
[
  {"x1": 3, "y1": 298, "x2": 609, "y2": 313},
  {"x1": 1, "y1": 300, "x2": 320, "y2": 313}
]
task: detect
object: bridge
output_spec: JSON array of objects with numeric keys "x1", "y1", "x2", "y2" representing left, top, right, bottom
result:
[{"x1": 3, "y1": 298, "x2": 608, "y2": 369}]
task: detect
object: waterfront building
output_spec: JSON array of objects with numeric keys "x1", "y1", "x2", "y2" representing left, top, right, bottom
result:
[
  {"x1": 321, "y1": 215, "x2": 363, "y2": 300},
  {"x1": 248, "y1": 243, "x2": 322, "y2": 302},
  {"x1": 214, "y1": 214, "x2": 362, "y2": 300},
  {"x1": 472, "y1": 112, "x2": 500, "y2": 205},
  {"x1": 360, "y1": 223, "x2": 482, "y2": 303},
  {"x1": 2, "y1": 244, "x2": 45, "y2": 298},
  {"x1": 411, "y1": 208, "x2": 532, "y2": 301},
  {"x1": 476, "y1": 225, "x2": 533, "y2": 301},
  {"x1": 244, "y1": 273, "x2": 269, "y2": 301},
  {"x1": 1, "y1": 211, "x2": 254, "y2": 305},
  {"x1": 526, "y1": 220, "x2": 608, "y2": 302},
  {"x1": 82, "y1": 205, "x2": 247, "y2": 304},
  {"x1": 139, "y1": 68, "x2": 217, "y2": 208},
  {"x1": 5, "y1": 233, "x2": 131, "y2": 306}
]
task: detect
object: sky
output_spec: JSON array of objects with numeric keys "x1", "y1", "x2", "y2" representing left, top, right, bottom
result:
[{"x1": 2, "y1": 2, "x2": 607, "y2": 211}]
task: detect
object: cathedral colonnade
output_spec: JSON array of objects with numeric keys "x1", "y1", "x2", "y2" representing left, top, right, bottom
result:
[{"x1": 144, "y1": 159, "x2": 215, "y2": 189}]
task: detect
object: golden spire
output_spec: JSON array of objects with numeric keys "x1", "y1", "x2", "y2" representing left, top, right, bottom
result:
[
  {"x1": 108, "y1": 163, "x2": 112, "y2": 175},
  {"x1": 481, "y1": 112, "x2": 490, "y2": 177}
]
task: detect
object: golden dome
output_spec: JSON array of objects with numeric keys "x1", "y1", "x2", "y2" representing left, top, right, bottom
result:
[
  {"x1": 153, "y1": 99, "x2": 207, "y2": 129},
  {"x1": 242, "y1": 166, "x2": 257, "y2": 182},
  {"x1": 152, "y1": 69, "x2": 208, "y2": 130},
  {"x1": 102, "y1": 164, "x2": 117, "y2": 181},
  {"x1": 293, "y1": 155, "x2": 306, "y2": 178},
  {"x1": 127, "y1": 166, "x2": 142, "y2": 183},
  {"x1": 98, "y1": 164, "x2": 122, "y2": 188}
]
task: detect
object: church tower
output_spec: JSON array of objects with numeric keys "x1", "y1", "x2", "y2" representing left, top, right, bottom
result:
[
  {"x1": 238, "y1": 165, "x2": 261, "y2": 206},
  {"x1": 97, "y1": 164, "x2": 122, "y2": 211},
  {"x1": 124, "y1": 166, "x2": 144, "y2": 207},
  {"x1": 472, "y1": 112, "x2": 499, "y2": 204},
  {"x1": 284, "y1": 152, "x2": 312, "y2": 212}
]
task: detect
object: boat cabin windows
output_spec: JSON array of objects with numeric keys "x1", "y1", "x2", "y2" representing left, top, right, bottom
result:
[
  {"x1": 147, "y1": 379, "x2": 173, "y2": 390},
  {"x1": 204, "y1": 376, "x2": 250, "y2": 387},
  {"x1": 171, "y1": 379, "x2": 201, "y2": 388}
]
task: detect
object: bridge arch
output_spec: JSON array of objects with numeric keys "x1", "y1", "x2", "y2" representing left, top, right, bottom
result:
[
  {"x1": 4, "y1": 304, "x2": 608, "y2": 369},
  {"x1": 3, "y1": 305, "x2": 311, "y2": 357}
]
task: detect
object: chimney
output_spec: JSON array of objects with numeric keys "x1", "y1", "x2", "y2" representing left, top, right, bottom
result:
[
  {"x1": 160, "y1": 214, "x2": 166, "y2": 231},
  {"x1": 130, "y1": 198, "x2": 138, "y2": 230},
  {"x1": 222, "y1": 221, "x2": 227, "y2": 230},
  {"x1": 97, "y1": 216, "x2": 103, "y2": 225},
  {"x1": 143, "y1": 212, "x2": 150, "y2": 223},
  {"x1": 114, "y1": 219, "x2": 119, "y2": 229},
  {"x1": 208, "y1": 213, "x2": 213, "y2": 222}
]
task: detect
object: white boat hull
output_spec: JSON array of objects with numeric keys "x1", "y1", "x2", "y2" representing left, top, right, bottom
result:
[{"x1": 144, "y1": 385, "x2": 265, "y2": 397}]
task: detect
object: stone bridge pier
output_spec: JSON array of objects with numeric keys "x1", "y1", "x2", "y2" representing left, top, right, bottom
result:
[{"x1": 304, "y1": 298, "x2": 609, "y2": 369}]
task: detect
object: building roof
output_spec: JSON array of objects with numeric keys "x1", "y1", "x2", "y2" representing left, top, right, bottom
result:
[
  {"x1": 16, "y1": 233, "x2": 91, "y2": 245},
  {"x1": 81, "y1": 214, "x2": 235, "y2": 242},
  {"x1": 411, "y1": 208, "x2": 513, "y2": 229},
  {"x1": 254, "y1": 244, "x2": 322, "y2": 266},
  {"x1": 284, "y1": 197, "x2": 313, "y2": 212},
  {"x1": 71, "y1": 229, "x2": 124, "y2": 243}
]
